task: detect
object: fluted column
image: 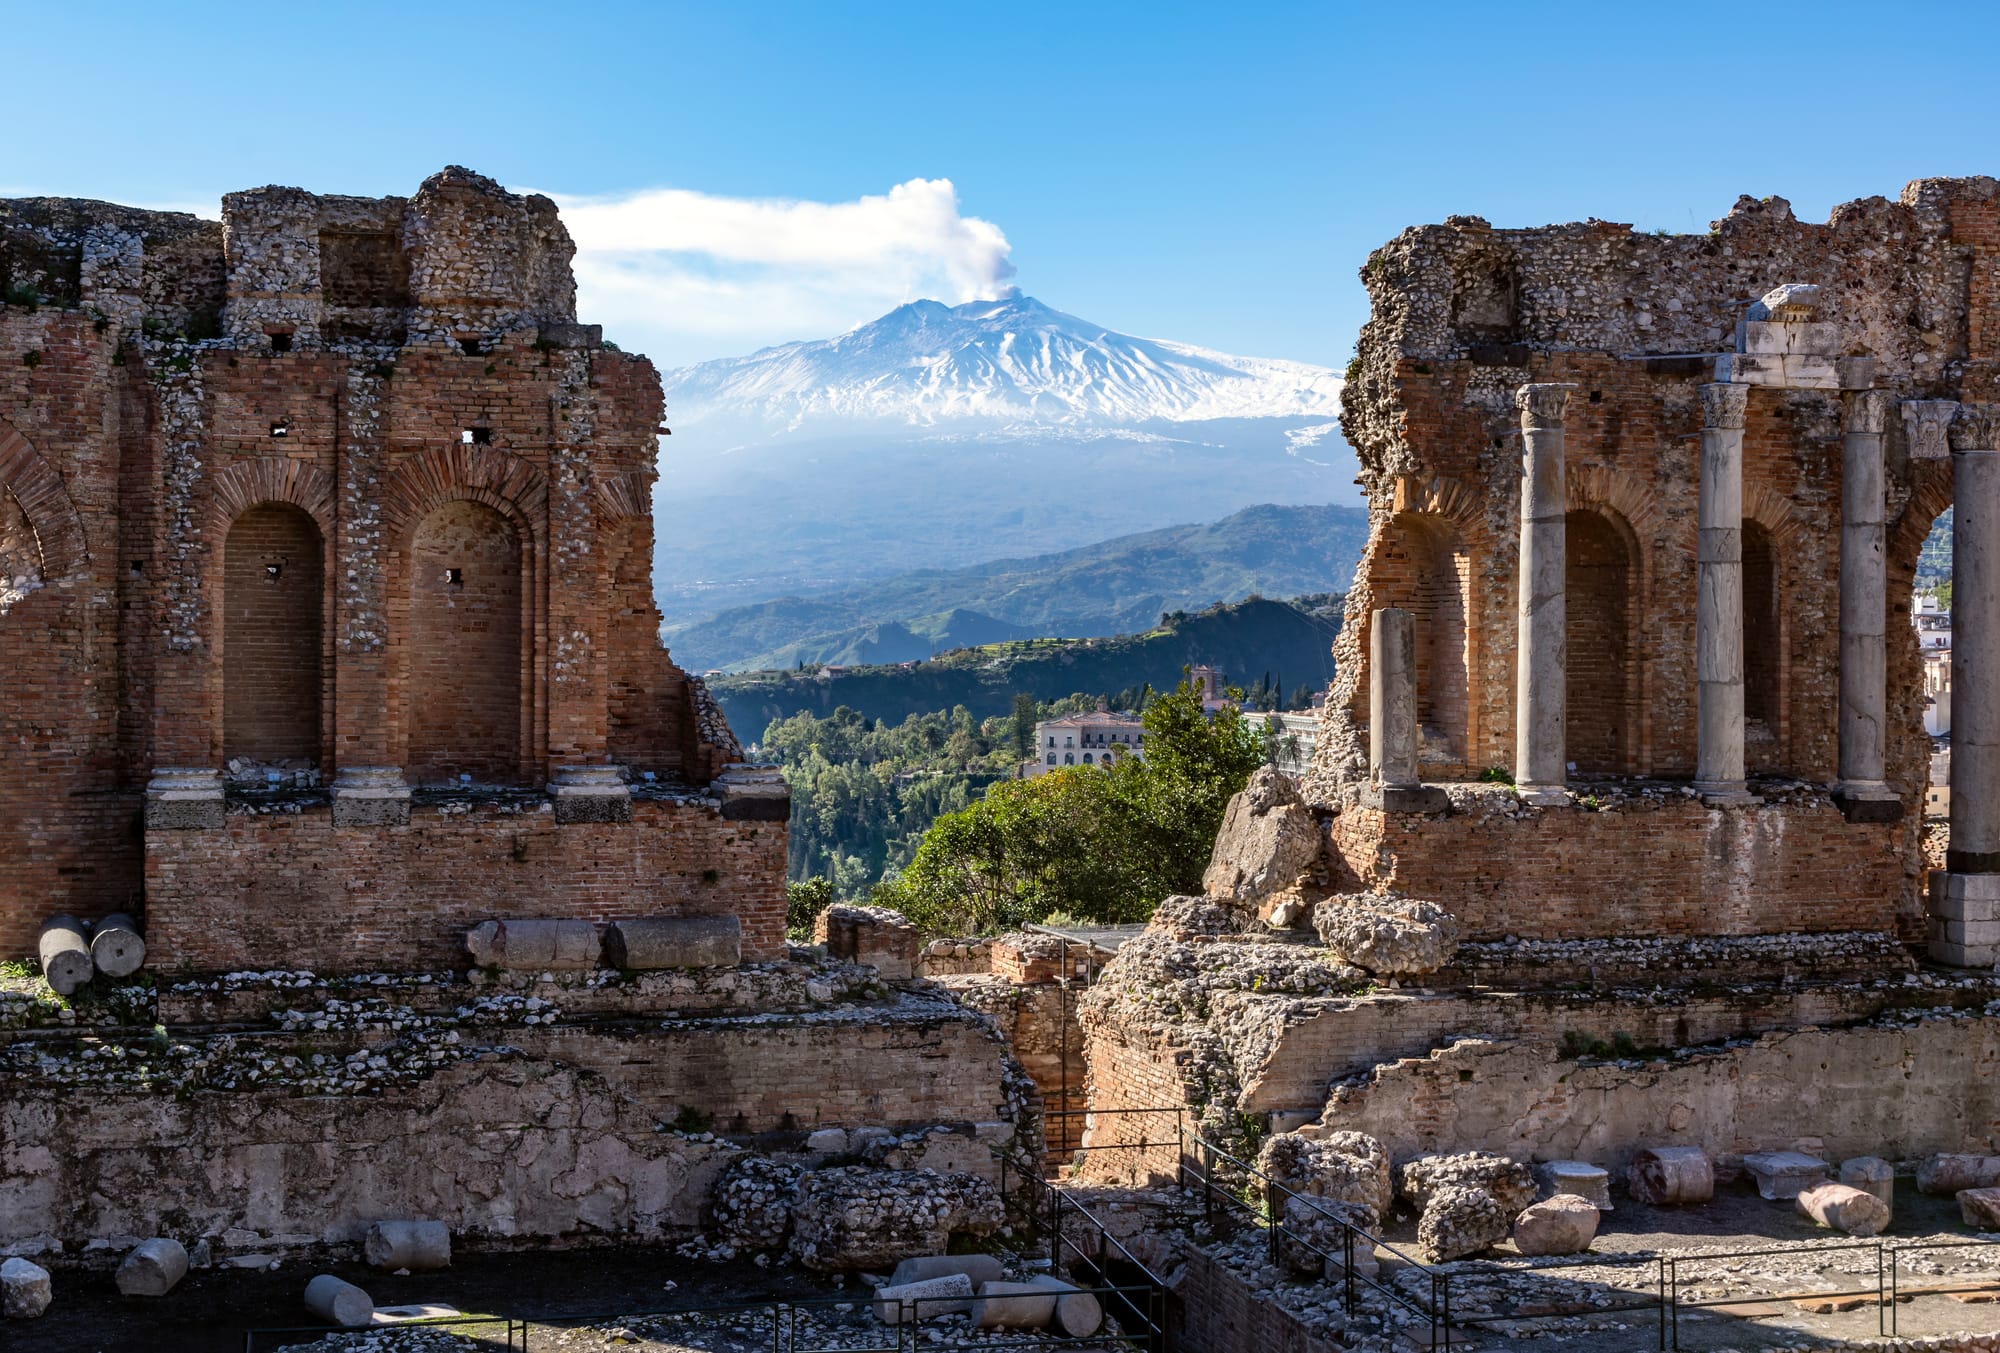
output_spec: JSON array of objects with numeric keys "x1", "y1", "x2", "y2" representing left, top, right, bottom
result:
[
  {"x1": 1696, "y1": 382, "x2": 1753, "y2": 801},
  {"x1": 1934, "y1": 404, "x2": 2000, "y2": 966},
  {"x1": 1835, "y1": 388, "x2": 1899, "y2": 811},
  {"x1": 1514, "y1": 383, "x2": 1570, "y2": 805}
]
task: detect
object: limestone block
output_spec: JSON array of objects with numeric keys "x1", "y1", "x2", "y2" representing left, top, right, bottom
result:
[
  {"x1": 1917, "y1": 1153, "x2": 2000, "y2": 1196},
  {"x1": 464, "y1": 918, "x2": 600, "y2": 971},
  {"x1": 1025, "y1": 1276, "x2": 1104, "y2": 1337},
  {"x1": 889, "y1": 1254, "x2": 1006, "y2": 1289},
  {"x1": 1960, "y1": 1186, "x2": 2000, "y2": 1229},
  {"x1": 1839, "y1": 1157, "x2": 1894, "y2": 1209},
  {"x1": 37, "y1": 915, "x2": 93, "y2": 995},
  {"x1": 805, "y1": 1128, "x2": 850, "y2": 1155},
  {"x1": 873, "y1": 1272, "x2": 974, "y2": 1324},
  {"x1": 1418, "y1": 1184, "x2": 1510, "y2": 1261},
  {"x1": 1627, "y1": 1147, "x2": 1713, "y2": 1205},
  {"x1": 1311, "y1": 892, "x2": 1459, "y2": 977},
  {"x1": 1743, "y1": 1151, "x2": 1830, "y2": 1200},
  {"x1": 1535, "y1": 1160, "x2": 1612, "y2": 1211},
  {"x1": 362, "y1": 1219, "x2": 450, "y2": 1271},
  {"x1": 1797, "y1": 1182, "x2": 1889, "y2": 1237},
  {"x1": 304, "y1": 1273, "x2": 373, "y2": 1327},
  {"x1": 970, "y1": 1281, "x2": 1058, "y2": 1329},
  {"x1": 1512, "y1": 1194, "x2": 1600, "y2": 1256},
  {"x1": 0, "y1": 1258, "x2": 51, "y2": 1319},
  {"x1": 1398, "y1": 1152, "x2": 1535, "y2": 1214},
  {"x1": 115, "y1": 1237, "x2": 188, "y2": 1296},
  {"x1": 1258, "y1": 1131, "x2": 1393, "y2": 1218},
  {"x1": 1202, "y1": 766, "x2": 1321, "y2": 906},
  {"x1": 605, "y1": 917, "x2": 742, "y2": 970},
  {"x1": 89, "y1": 914, "x2": 145, "y2": 979}
]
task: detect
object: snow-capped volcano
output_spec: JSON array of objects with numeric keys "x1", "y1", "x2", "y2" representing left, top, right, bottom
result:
[{"x1": 662, "y1": 292, "x2": 1343, "y2": 434}]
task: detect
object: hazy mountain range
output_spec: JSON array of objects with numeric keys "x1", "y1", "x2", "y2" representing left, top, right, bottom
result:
[
  {"x1": 653, "y1": 292, "x2": 1355, "y2": 626},
  {"x1": 664, "y1": 502, "x2": 1369, "y2": 673}
]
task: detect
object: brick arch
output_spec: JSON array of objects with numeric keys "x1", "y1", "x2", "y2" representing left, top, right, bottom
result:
[
  {"x1": 380, "y1": 444, "x2": 548, "y2": 544},
  {"x1": 594, "y1": 470, "x2": 653, "y2": 522},
  {"x1": 206, "y1": 458, "x2": 337, "y2": 538},
  {"x1": 1396, "y1": 474, "x2": 1487, "y2": 535},
  {"x1": 0, "y1": 424, "x2": 88, "y2": 581},
  {"x1": 1567, "y1": 463, "x2": 1669, "y2": 546}
]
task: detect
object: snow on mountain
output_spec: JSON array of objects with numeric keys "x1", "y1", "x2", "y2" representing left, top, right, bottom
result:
[{"x1": 661, "y1": 292, "x2": 1343, "y2": 433}]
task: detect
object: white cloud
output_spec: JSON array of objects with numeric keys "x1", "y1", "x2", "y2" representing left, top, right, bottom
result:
[{"x1": 544, "y1": 178, "x2": 1016, "y2": 369}]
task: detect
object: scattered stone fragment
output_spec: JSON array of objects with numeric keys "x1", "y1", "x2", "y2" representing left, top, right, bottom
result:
[
  {"x1": 115, "y1": 1237, "x2": 189, "y2": 1296},
  {"x1": 1311, "y1": 891, "x2": 1459, "y2": 977},
  {"x1": 1839, "y1": 1156, "x2": 1895, "y2": 1209},
  {"x1": 1418, "y1": 1183, "x2": 1510, "y2": 1261},
  {"x1": 1535, "y1": 1160, "x2": 1612, "y2": 1211},
  {"x1": 805, "y1": 1128, "x2": 849, "y2": 1155},
  {"x1": 362, "y1": 1220, "x2": 450, "y2": 1271},
  {"x1": 1259, "y1": 1130, "x2": 1394, "y2": 1217},
  {"x1": 1627, "y1": 1146, "x2": 1714, "y2": 1205},
  {"x1": 970, "y1": 1280, "x2": 1058, "y2": 1329},
  {"x1": 1398, "y1": 1151, "x2": 1536, "y2": 1213},
  {"x1": 464, "y1": 918, "x2": 599, "y2": 971},
  {"x1": 888, "y1": 1255, "x2": 1006, "y2": 1288},
  {"x1": 0, "y1": 1257, "x2": 50, "y2": 1319},
  {"x1": 1793, "y1": 1182, "x2": 1888, "y2": 1236},
  {"x1": 1202, "y1": 766, "x2": 1323, "y2": 909},
  {"x1": 1277, "y1": 1193, "x2": 1378, "y2": 1278},
  {"x1": 304, "y1": 1273, "x2": 373, "y2": 1327},
  {"x1": 871, "y1": 1272, "x2": 973, "y2": 1324},
  {"x1": 1512, "y1": 1194, "x2": 1600, "y2": 1256},
  {"x1": 1918, "y1": 1153, "x2": 2000, "y2": 1196},
  {"x1": 1743, "y1": 1150, "x2": 1830, "y2": 1200},
  {"x1": 1960, "y1": 1186, "x2": 2000, "y2": 1229},
  {"x1": 89, "y1": 913, "x2": 146, "y2": 978},
  {"x1": 37, "y1": 915, "x2": 93, "y2": 996},
  {"x1": 1025, "y1": 1275, "x2": 1104, "y2": 1337}
]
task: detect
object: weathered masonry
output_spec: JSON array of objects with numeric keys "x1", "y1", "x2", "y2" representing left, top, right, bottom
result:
[
  {"x1": 1311, "y1": 177, "x2": 2000, "y2": 967},
  {"x1": 0, "y1": 168, "x2": 786, "y2": 969}
]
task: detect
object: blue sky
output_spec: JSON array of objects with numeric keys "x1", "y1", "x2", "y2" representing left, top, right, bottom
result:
[{"x1": 7, "y1": 1, "x2": 1998, "y2": 369}]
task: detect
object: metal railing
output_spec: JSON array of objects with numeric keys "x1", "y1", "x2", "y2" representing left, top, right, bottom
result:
[{"x1": 245, "y1": 1311, "x2": 526, "y2": 1352}]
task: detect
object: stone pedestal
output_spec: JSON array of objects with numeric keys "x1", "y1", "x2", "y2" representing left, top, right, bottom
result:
[
  {"x1": 714, "y1": 764, "x2": 791, "y2": 821},
  {"x1": 1835, "y1": 389, "x2": 1901, "y2": 820},
  {"x1": 1696, "y1": 382, "x2": 1755, "y2": 803},
  {"x1": 1364, "y1": 607, "x2": 1447, "y2": 813},
  {"x1": 144, "y1": 767, "x2": 224, "y2": 830},
  {"x1": 548, "y1": 764, "x2": 632, "y2": 824},
  {"x1": 1934, "y1": 405, "x2": 2000, "y2": 967},
  {"x1": 330, "y1": 765, "x2": 412, "y2": 828},
  {"x1": 1514, "y1": 383, "x2": 1570, "y2": 807}
]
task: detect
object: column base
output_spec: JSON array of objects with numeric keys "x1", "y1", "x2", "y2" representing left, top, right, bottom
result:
[
  {"x1": 1695, "y1": 781, "x2": 1761, "y2": 807},
  {"x1": 1928, "y1": 872, "x2": 2000, "y2": 968},
  {"x1": 1515, "y1": 783, "x2": 1569, "y2": 808},
  {"x1": 714, "y1": 764, "x2": 791, "y2": 822},
  {"x1": 548, "y1": 765, "x2": 633, "y2": 824},
  {"x1": 1361, "y1": 782, "x2": 1450, "y2": 814},
  {"x1": 144, "y1": 768, "x2": 224, "y2": 831},
  {"x1": 1831, "y1": 781, "x2": 1904, "y2": 824},
  {"x1": 330, "y1": 766, "x2": 412, "y2": 828}
]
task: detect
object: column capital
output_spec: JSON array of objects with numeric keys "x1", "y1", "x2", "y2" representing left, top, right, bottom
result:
[
  {"x1": 1844, "y1": 388, "x2": 1895, "y2": 435},
  {"x1": 1951, "y1": 402, "x2": 2000, "y2": 455},
  {"x1": 1903, "y1": 399, "x2": 1959, "y2": 461},
  {"x1": 1515, "y1": 383, "x2": 1573, "y2": 429},
  {"x1": 1699, "y1": 382, "x2": 1749, "y2": 429}
]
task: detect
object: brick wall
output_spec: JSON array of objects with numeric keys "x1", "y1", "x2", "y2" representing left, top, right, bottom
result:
[
  {"x1": 221, "y1": 503, "x2": 325, "y2": 764},
  {"x1": 1328, "y1": 795, "x2": 1910, "y2": 941},
  {"x1": 406, "y1": 498, "x2": 525, "y2": 784},
  {"x1": 1170, "y1": 1243, "x2": 1339, "y2": 1353},
  {"x1": 145, "y1": 793, "x2": 787, "y2": 972}
]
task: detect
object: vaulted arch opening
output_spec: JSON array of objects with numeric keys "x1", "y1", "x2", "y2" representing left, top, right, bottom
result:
[
  {"x1": 1566, "y1": 508, "x2": 1639, "y2": 776},
  {"x1": 1743, "y1": 519, "x2": 1784, "y2": 765},
  {"x1": 223, "y1": 504, "x2": 324, "y2": 764},
  {"x1": 0, "y1": 486, "x2": 42, "y2": 613},
  {"x1": 1368, "y1": 511, "x2": 1471, "y2": 767},
  {"x1": 407, "y1": 499, "x2": 523, "y2": 785}
]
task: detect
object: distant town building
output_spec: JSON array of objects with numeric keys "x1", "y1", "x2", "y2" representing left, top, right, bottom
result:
[
  {"x1": 1025, "y1": 704, "x2": 1145, "y2": 776},
  {"x1": 1253, "y1": 709, "x2": 1319, "y2": 776},
  {"x1": 1916, "y1": 589, "x2": 1951, "y2": 737}
]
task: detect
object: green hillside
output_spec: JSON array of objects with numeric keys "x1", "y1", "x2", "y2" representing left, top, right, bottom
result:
[
  {"x1": 667, "y1": 502, "x2": 1368, "y2": 672},
  {"x1": 710, "y1": 596, "x2": 1341, "y2": 738}
]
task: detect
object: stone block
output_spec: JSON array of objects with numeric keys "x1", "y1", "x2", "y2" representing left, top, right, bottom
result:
[
  {"x1": 605, "y1": 916, "x2": 742, "y2": 970},
  {"x1": 1961, "y1": 1186, "x2": 2000, "y2": 1229},
  {"x1": 144, "y1": 768, "x2": 224, "y2": 831},
  {"x1": 1535, "y1": 1160, "x2": 1612, "y2": 1211},
  {"x1": 1917, "y1": 1154, "x2": 2000, "y2": 1196},
  {"x1": 1, "y1": 1258, "x2": 50, "y2": 1318},
  {"x1": 1359, "y1": 783, "x2": 1450, "y2": 814},
  {"x1": 888, "y1": 1255, "x2": 1006, "y2": 1289},
  {"x1": 1203, "y1": 766, "x2": 1322, "y2": 905},
  {"x1": 465, "y1": 918, "x2": 600, "y2": 971},
  {"x1": 1627, "y1": 1146, "x2": 1713, "y2": 1205},
  {"x1": 329, "y1": 766, "x2": 411, "y2": 828},
  {"x1": 548, "y1": 766, "x2": 633, "y2": 824},
  {"x1": 805, "y1": 1128, "x2": 849, "y2": 1155},
  {"x1": 715, "y1": 764, "x2": 791, "y2": 821},
  {"x1": 1512, "y1": 1194, "x2": 1599, "y2": 1256},
  {"x1": 1743, "y1": 1151, "x2": 1830, "y2": 1200},
  {"x1": 873, "y1": 1272, "x2": 974, "y2": 1324},
  {"x1": 363, "y1": 1220, "x2": 450, "y2": 1271},
  {"x1": 1839, "y1": 1157, "x2": 1894, "y2": 1209},
  {"x1": 1797, "y1": 1182, "x2": 1889, "y2": 1237},
  {"x1": 115, "y1": 1238, "x2": 188, "y2": 1296}
]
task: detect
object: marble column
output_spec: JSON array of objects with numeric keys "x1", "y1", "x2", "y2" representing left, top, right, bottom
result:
[
  {"x1": 1514, "y1": 383, "x2": 1570, "y2": 805},
  {"x1": 1836, "y1": 388, "x2": 1899, "y2": 812},
  {"x1": 1365, "y1": 607, "x2": 1447, "y2": 813},
  {"x1": 1696, "y1": 382, "x2": 1753, "y2": 801},
  {"x1": 1935, "y1": 404, "x2": 2000, "y2": 966}
]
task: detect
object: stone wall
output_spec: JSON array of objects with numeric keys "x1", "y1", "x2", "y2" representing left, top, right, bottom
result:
[
  {"x1": 144, "y1": 790, "x2": 788, "y2": 971},
  {"x1": 1169, "y1": 1241, "x2": 1340, "y2": 1353}
]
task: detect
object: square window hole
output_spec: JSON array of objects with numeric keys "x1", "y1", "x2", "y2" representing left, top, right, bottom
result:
[
  {"x1": 269, "y1": 331, "x2": 293, "y2": 353},
  {"x1": 444, "y1": 567, "x2": 463, "y2": 586},
  {"x1": 270, "y1": 420, "x2": 289, "y2": 438},
  {"x1": 264, "y1": 563, "x2": 283, "y2": 581},
  {"x1": 462, "y1": 426, "x2": 492, "y2": 445},
  {"x1": 458, "y1": 337, "x2": 485, "y2": 356}
]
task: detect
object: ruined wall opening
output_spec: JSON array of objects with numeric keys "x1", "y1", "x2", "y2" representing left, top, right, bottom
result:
[
  {"x1": 1368, "y1": 512, "x2": 1470, "y2": 766},
  {"x1": 222, "y1": 504, "x2": 324, "y2": 764},
  {"x1": 0, "y1": 486, "x2": 44, "y2": 614},
  {"x1": 1565, "y1": 508, "x2": 1638, "y2": 776},
  {"x1": 1743, "y1": 519, "x2": 1783, "y2": 760},
  {"x1": 319, "y1": 229, "x2": 410, "y2": 310},
  {"x1": 407, "y1": 499, "x2": 522, "y2": 785}
]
